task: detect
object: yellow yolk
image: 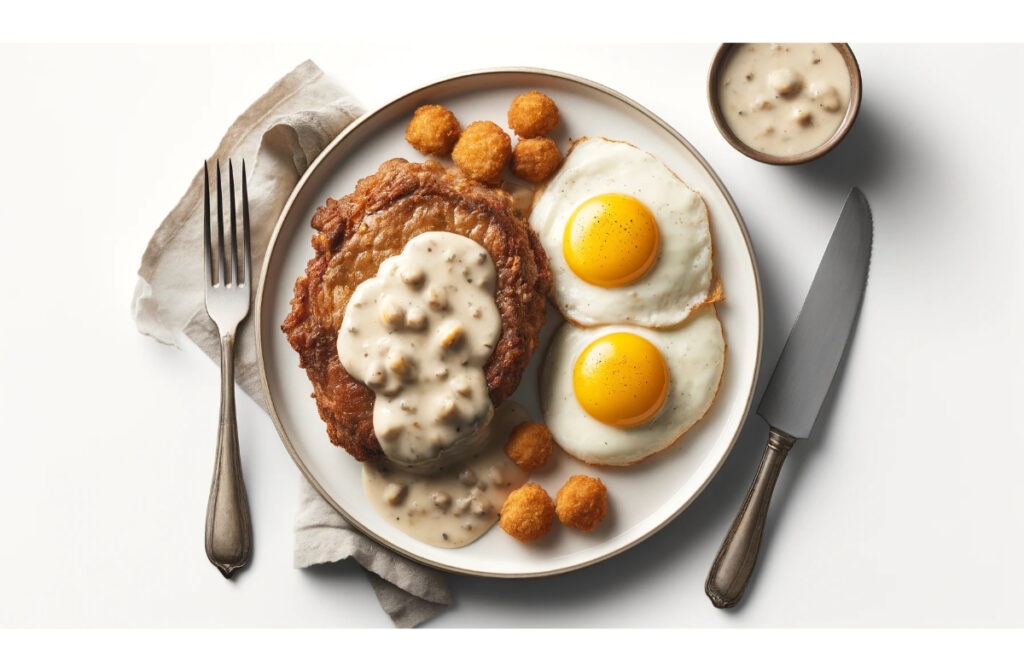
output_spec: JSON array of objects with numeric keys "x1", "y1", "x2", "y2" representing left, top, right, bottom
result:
[
  {"x1": 563, "y1": 194, "x2": 660, "y2": 288},
  {"x1": 572, "y1": 332, "x2": 670, "y2": 427}
]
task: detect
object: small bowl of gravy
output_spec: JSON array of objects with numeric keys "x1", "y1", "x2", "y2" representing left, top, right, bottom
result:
[{"x1": 708, "y1": 43, "x2": 862, "y2": 165}]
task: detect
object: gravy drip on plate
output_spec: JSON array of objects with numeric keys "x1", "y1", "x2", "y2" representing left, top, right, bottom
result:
[
  {"x1": 337, "y1": 232, "x2": 502, "y2": 468},
  {"x1": 363, "y1": 402, "x2": 531, "y2": 548},
  {"x1": 718, "y1": 43, "x2": 851, "y2": 157}
]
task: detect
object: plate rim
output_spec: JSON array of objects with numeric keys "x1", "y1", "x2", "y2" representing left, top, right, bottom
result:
[{"x1": 255, "y1": 66, "x2": 764, "y2": 578}]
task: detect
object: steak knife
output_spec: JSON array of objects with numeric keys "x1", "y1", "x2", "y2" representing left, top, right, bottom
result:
[{"x1": 706, "y1": 188, "x2": 873, "y2": 608}]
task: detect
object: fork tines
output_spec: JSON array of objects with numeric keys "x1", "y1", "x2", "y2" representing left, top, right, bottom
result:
[{"x1": 203, "y1": 159, "x2": 251, "y2": 289}]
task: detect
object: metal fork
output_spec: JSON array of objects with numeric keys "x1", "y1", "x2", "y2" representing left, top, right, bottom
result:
[{"x1": 203, "y1": 159, "x2": 253, "y2": 579}]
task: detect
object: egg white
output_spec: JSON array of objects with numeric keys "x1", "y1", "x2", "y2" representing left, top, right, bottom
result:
[
  {"x1": 540, "y1": 306, "x2": 726, "y2": 466},
  {"x1": 529, "y1": 137, "x2": 715, "y2": 328}
]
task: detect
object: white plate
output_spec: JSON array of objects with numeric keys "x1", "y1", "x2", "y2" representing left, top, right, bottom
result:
[{"x1": 256, "y1": 68, "x2": 762, "y2": 577}]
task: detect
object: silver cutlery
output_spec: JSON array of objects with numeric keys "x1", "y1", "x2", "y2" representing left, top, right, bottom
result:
[
  {"x1": 706, "y1": 187, "x2": 873, "y2": 608},
  {"x1": 202, "y1": 159, "x2": 253, "y2": 579}
]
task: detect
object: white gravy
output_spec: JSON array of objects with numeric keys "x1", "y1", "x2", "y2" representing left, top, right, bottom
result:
[
  {"x1": 362, "y1": 402, "x2": 531, "y2": 548},
  {"x1": 337, "y1": 232, "x2": 502, "y2": 468},
  {"x1": 718, "y1": 43, "x2": 851, "y2": 157}
]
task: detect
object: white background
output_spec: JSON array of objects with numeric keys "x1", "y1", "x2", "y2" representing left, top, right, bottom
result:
[{"x1": 1, "y1": 42, "x2": 1022, "y2": 629}]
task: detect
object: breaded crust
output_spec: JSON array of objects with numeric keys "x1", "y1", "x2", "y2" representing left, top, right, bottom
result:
[
  {"x1": 405, "y1": 104, "x2": 461, "y2": 156},
  {"x1": 507, "y1": 91, "x2": 560, "y2": 138},
  {"x1": 555, "y1": 475, "x2": 608, "y2": 531},
  {"x1": 504, "y1": 421, "x2": 554, "y2": 471},
  {"x1": 512, "y1": 137, "x2": 562, "y2": 183},
  {"x1": 282, "y1": 158, "x2": 552, "y2": 462},
  {"x1": 499, "y1": 482, "x2": 555, "y2": 542},
  {"x1": 451, "y1": 121, "x2": 511, "y2": 184}
]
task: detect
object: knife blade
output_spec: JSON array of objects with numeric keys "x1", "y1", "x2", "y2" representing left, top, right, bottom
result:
[
  {"x1": 706, "y1": 188, "x2": 873, "y2": 608},
  {"x1": 758, "y1": 187, "x2": 873, "y2": 438}
]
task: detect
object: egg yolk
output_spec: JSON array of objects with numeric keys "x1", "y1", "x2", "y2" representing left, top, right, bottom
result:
[
  {"x1": 563, "y1": 194, "x2": 660, "y2": 288},
  {"x1": 572, "y1": 332, "x2": 670, "y2": 427}
]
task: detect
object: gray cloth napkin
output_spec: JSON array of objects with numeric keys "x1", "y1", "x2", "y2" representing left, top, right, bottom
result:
[{"x1": 131, "y1": 59, "x2": 452, "y2": 628}]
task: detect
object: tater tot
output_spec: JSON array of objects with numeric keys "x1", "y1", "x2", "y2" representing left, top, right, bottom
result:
[
  {"x1": 405, "y1": 104, "x2": 462, "y2": 156},
  {"x1": 507, "y1": 91, "x2": 560, "y2": 138},
  {"x1": 403, "y1": 104, "x2": 460, "y2": 156},
  {"x1": 555, "y1": 475, "x2": 608, "y2": 532},
  {"x1": 451, "y1": 120, "x2": 511, "y2": 183},
  {"x1": 499, "y1": 482, "x2": 555, "y2": 542},
  {"x1": 512, "y1": 138, "x2": 562, "y2": 183},
  {"x1": 505, "y1": 421, "x2": 554, "y2": 471}
]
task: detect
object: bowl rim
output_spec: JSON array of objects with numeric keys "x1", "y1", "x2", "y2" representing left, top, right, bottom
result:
[{"x1": 707, "y1": 42, "x2": 862, "y2": 165}]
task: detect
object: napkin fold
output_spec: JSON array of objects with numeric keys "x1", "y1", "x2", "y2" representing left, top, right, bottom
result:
[{"x1": 131, "y1": 59, "x2": 451, "y2": 627}]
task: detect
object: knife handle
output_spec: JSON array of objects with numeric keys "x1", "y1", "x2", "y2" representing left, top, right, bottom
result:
[{"x1": 706, "y1": 427, "x2": 796, "y2": 608}]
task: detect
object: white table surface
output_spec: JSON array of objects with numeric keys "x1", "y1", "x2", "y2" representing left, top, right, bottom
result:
[{"x1": 1, "y1": 43, "x2": 1021, "y2": 628}]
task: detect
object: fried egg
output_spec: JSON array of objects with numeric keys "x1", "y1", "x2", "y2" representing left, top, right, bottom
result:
[
  {"x1": 529, "y1": 137, "x2": 715, "y2": 328},
  {"x1": 540, "y1": 306, "x2": 725, "y2": 466}
]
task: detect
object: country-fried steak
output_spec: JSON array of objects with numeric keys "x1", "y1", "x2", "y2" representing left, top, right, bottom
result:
[{"x1": 282, "y1": 159, "x2": 552, "y2": 462}]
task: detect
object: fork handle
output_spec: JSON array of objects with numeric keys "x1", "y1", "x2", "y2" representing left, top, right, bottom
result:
[{"x1": 204, "y1": 333, "x2": 252, "y2": 578}]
